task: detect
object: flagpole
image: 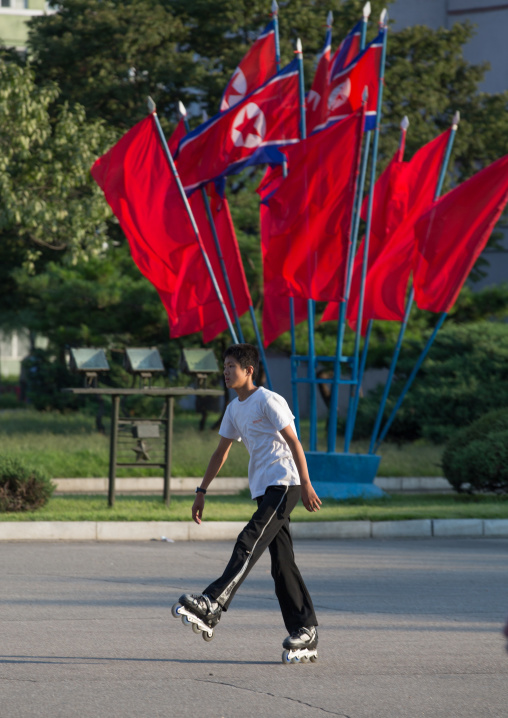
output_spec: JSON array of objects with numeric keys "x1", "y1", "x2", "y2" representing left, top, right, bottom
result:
[
  {"x1": 326, "y1": 7, "x2": 370, "y2": 453},
  {"x1": 272, "y1": 0, "x2": 281, "y2": 71},
  {"x1": 343, "y1": 9, "x2": 388, "y2": 452},
  {"x1": 373, "y1": 313, "x2": 447, "y2": 451},
  {"x1": 272, "y1": 0, "x2": 300, "y2": 412},
  {"x1": 361, "y1": 2, "x2": 371, "y2": 48},
  {"x1": 363, "y1": 116, "x2": 411, "y2": 452},
  {"x1": 147, "y1": 97, "x2": 239, "y2": 344},
  {"x1": 370, "y1": 111, "x2": 460, "y2": 453},
  {"x1": 326, "y1": 91, "x2": 369, "y2": 453},
  {"x1": 178, "y1": 102, "x2": 245, "y2": 343},
  {"x1": 295, "y1": 37, "x2": 318, "y2": 451}
]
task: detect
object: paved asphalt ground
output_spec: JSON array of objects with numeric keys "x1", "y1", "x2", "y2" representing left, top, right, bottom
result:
[{"x1": 1, "y1": 538, "x2": 507, "y2": 718}]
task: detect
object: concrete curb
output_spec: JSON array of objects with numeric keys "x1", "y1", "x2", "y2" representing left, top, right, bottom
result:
[{"x1": 1, "y1": 518, "x2": 508, "y2": 541}]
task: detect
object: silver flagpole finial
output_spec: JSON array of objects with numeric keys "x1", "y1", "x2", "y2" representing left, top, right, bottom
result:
[
  {"x1": 452, "y1": 111, "x2": 460, "y2": 129},
  {"x1": 271, "y1": 0, "x2": 278, "y2": 14},
  {"x1": 178, "y1": 101, "x2": 187, "y2": 118},
  {"x1": 400, "y1": 116, "x2": 409, "y2": 131},
  {"x1": 327, "y1": 10, "x2": 333, "y2": 27},
  {"x1": 380, "y1": 8, "x2": 388, "y2": 27},
  {"x1": 363, "y1": 2, "x2": 371, "y2": 19},
  {"x1": 296, "y1": 37, "x2": 302, "y2": 54},
  {"x1": 147, "y1": 96, "x2": 156, "y2": 113}
]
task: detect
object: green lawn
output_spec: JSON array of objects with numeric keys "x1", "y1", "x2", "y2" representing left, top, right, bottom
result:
[
  {"x1": 2, "y1": 491, "x2": 508, "y2": 522},
  {"x1": 0, "y1": 408, "x2": 444, "y2": 478}
]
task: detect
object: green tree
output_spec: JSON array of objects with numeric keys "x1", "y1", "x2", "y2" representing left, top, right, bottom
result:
[
  {"x1": 27, "y1": 0, "x2": 195, "y2": 131},
  {"x1": 20, "y1": 0, "x2": 508, "y2": 356},
  {"x1": 0, "y1": 60, "x2": 115, "y2": 311},
  {"x1": 12, "y1": 246, "x2": 170, "y2": 352}
]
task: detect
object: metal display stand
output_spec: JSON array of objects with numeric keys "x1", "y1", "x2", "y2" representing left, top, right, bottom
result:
[{"x1": 63, "y1": 388, "x2": 222, "y2": 507}]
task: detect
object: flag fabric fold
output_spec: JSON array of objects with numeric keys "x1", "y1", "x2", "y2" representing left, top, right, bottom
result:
[
  {"x1": 262, "y1": 110, "x2": 363, "y2": 310},
  {"x1": 257, "y1": 165, "x2": 308, "y2": 346},
  {"x1": 91, "y1": 115, "x2": 251, "y2": 341},
  {"x1": 175, "y1": 59, "x2": 300, "y2": 193},
  {"x1": 220, "y1": 20, "x2": 277, "y2": 111},
  {"x1": 323, "y1": 129, "x2": 451, "y2": 333},
  {"x1": 414, "y1": 153, "x2": 508, "y2": 313}
]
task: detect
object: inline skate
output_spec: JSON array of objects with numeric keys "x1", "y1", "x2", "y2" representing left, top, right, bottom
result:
[
  {"x1": 282, "y1": 626, "x2": 318, "y2": 664},
  {"x1": 171, "y1": 593, "x2": 222, "y2": 642}
]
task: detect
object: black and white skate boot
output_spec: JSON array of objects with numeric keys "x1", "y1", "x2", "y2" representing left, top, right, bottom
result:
[
  {"x1": 171, "y1": 594, "x2": 222, "y2": 642},
  {"x1": 282, "y1": 626, "x2": 318, "y2": 664}
]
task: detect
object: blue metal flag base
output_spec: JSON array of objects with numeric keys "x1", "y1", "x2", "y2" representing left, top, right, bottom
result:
[{"x1": 305, "y1": 452, "x2": 387, "y2": 499}]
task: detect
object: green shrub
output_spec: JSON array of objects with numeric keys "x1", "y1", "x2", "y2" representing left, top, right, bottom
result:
[
  {"x1": 353, "y1": 322, "x2": 508, "y2": 444},
  {"x1": 442, "y1": 408, "x2": 508, "y2": 494},
  {"x1": 0, "y1": 393, "x2": 21, "y2": 410},
  {"x1": 0, "y1": 456, "x2": 55, "y2": 512}
]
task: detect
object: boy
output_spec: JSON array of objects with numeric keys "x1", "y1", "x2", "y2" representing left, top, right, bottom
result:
[{"x1": 175, "y1": 343, "x2": 321, "y2": 661}]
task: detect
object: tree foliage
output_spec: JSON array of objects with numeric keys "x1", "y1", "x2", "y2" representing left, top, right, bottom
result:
[
  {"x1": 0, "y1": 60, "x2": 116, "y2": 311},
  {"x1": 0, "y1": 0, "x2": 504, "y2": 360}
]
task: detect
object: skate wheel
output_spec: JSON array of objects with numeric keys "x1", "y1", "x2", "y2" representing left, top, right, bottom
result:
[
  {"x1": 291, "y1": 656, "x2": 300, "y2": 664},
  {"x1": 300, "y1": 655, "x2": 309, "y2": 664},
  {"x1": 282, "y1": 650, "x2": 291, "y2": 664},
  {"x1": 171, "y1": 603, "x2": 182, "y2": 619},
  {"x1": 181, "y1": 615, "x2": 191, "y2": 627},
  {"x1": 192, "y1": 623, "x2": 201, "y2": 634},
  {"x1": 202, "y1": 629, "x2": 214, "y2": 642},
  {"x1": 310, "y1": 653, "x2": 318, "y2": 663}
]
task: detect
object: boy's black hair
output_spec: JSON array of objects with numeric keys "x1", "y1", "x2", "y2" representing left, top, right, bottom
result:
[{"x1": 224, "y1": 343, "x2": 259, "y2": 382}]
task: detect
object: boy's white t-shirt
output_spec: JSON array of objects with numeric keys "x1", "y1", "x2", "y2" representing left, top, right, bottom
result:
[{"x1": 219, "y1": 387, "x2": 300, "y2": 499}]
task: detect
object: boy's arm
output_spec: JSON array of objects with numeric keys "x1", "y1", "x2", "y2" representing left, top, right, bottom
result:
[
  {"x1": 192, "y1": 436, "x2": 234, "y2": 524},
  {"x1": 279, "y1": 425, "x2": 322, "y2": 512}
]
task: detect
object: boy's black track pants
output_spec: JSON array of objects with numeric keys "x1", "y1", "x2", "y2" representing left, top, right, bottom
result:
[{"x1": 203, "y1": 485, "x2": 317, "y2": 633}]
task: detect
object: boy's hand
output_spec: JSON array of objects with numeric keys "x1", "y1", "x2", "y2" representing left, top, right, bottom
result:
[
  {"x1": 192, "y1": 493, "x2": 205, "y2": 524},
  {"x1": 301, "y1": 483, "x2": 322, "y2": 512}
]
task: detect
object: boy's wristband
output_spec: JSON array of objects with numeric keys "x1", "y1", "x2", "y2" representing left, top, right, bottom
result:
[{"x1": 195, "y1": 487, "x2": 207, "y2": 495}]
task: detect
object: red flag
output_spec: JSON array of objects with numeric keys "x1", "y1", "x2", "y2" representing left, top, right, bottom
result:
[
  {"x1": 262, "y1": 295, "x2": 308, "y2": 348},
  {"x1": 414, "y1": 153, "x2": 508, "y2": 313},
  {"x1": 307, "y1": 19, "x2": 362, "y2": 134},
  {"x1": 322, "y1": 150, "x2": 411, "y2": 326},
  {"x1": 262, "y1": 110, "x2": 363, "y2": 304},
  {"x1": 258, "y1": 166, "x2": 308, "y2": 346},
  {"x1": 326, "y1": 29, "x2": 384, "y2": 131},
  {"x1": 175, "y1": 59, "x2": 300, "y2": 193},
  {"x1": 306, "y1": 26, "x2": 332, "y2": 135},
  {"x1": 323, "y1": 129, "x2": 451, "y2": 333},
  {"x1": 329, "y1": 20, "x2": 362, "y2": 78},
  {"x1": 220, "y1": 20, "x2": 276, "y2": 111},
  {"x1": 201, "y1": 185, "x2": 252, "y2": 342},
  {"x1": 91, "y1": 116, "x2": 251, "y2": 340}
]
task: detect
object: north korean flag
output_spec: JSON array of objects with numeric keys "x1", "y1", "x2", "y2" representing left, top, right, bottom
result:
[
  {"x1": 306, "y1": 25, "x2": 332, "y2": 135},
  {"x1": 329, "y1": 20, "x2": 362, "y2": 79},
  {"x1": 326, "y1": 28, "x2": 384, "y2": 131},
  {"x1": 308, "y1": 21, "x2": 362, "y2": 135},
  {"x1": 176, "y1": 60, "x2": 300, "y2": 193},
  {"x1": 220, "y1": 20, "x2": 277, "y2": 111}
]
